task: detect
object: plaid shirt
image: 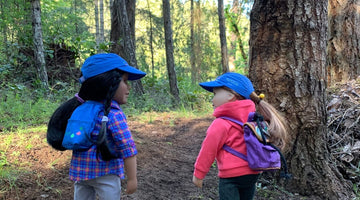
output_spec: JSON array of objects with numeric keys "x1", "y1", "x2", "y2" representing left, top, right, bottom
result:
[{"x1": 69, "y1": 100, "x2": 137, "y2": 181}]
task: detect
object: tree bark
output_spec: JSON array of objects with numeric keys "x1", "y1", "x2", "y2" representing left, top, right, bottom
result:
[
  {"x1": 190, "y1": 0, "x2": 196, "y2": 84},
  {"x1": 94, "y1": 0, "x2": 100, "y2": 47},
  {"x1": 327, "y1": 0, "x2": 360, "y2": 85},
  {"x1": 1, "y1": 0, "x2": 7, "y2": 47},
  {"x1": 110, "y1": 0, "x2": 144, "y2": 95},
  {"x1": 162, "y1": 0, "x2": 180, "y2": 104},
  {"x1": 249, "y1": 0, "x2": 354, "y2": 199},
  {"x1": 147, "y1": 0, "x2": 155, "y2": 79},
  {"x1": 218, "y1": 0, "x2": 229, "y2": 74},
  {"x1": 99, "y1": 0, "x2": 104, "y2": 44},
  {"x1": 31, "y1": 0, "x2": 48, "y2": 90}
]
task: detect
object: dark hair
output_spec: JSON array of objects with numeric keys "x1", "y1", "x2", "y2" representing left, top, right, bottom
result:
[{"x1": 47, "y1": 69, "x2": 123, "y2": 160}]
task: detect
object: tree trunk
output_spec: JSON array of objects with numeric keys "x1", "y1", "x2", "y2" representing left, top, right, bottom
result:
[
  {"x1": 1, "y1": 0, "x2": 7, "y2": 47},
  {"x1": 190, "y1": 0, "x2": 196, "y2": 84},
  {"x1": 31, "y1": 0, "x2": 48, "y2": 90},
  {"x1": 99, "y1": 0, "x2": 104, "y2": 44},
  {"x1": 126, "y1": 0, "x2": 135, "y2": 44},
  {"x1": 249, "y1": 0, "x2": 354, "y2": 199},
  {"x1": 73, "y1": 0, "x2": 78, "y2": 34},
  {"x1": 110, "y1": 0, "x2": 144, "y2": 95},
  {"x1": 162, "y1": 0, "x2": 180, "y2": 105},
  {"x1": 94, "y1": 0, "x2": 100, "y2": 47},
  {"x1": 218, "y1": 0, "x2": 229, "y2": 74},
  {"x1": 147, "y1": 0, "x2": 155, "y2": 79},
  {"x1": 327, "y1": 0, "x2": 360, "y2": 85}
]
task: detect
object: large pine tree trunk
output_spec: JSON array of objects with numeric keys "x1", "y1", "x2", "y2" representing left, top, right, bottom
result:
[
  {"x1": 327, "y1": 0, "x2": 360, "y2": 85},
  {"x1": 162, "y1": 0, "x2": 180, "y2": 104},
  {"x1": 249, "y1": 0, "x2": 354, "y2": 199},
  {"x1": 31, "y1": 0, "x2": 48, "y2": 90},
  {"x1": 218, "y1": 0, "x2": 229, "y2": 74},
  {"x1": 110, "y1": 0, "x2": 144, "y2": 95}
]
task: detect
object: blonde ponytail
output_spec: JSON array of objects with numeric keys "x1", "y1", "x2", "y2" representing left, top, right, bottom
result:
[{"x1": 250, "y1": 92, "x2": 289, "y2": 151}]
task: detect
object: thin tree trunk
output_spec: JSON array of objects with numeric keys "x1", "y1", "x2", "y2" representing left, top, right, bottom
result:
[
  {"x1": 1, "y1": 0, "x2": 7, "y2": 47},
  {"x1": 99, "y1": 0, "x2": 104, "y2": 44},
  {"x1": 327, "y1": 0, "x2": 360, "y2": 84},
  {"x1": 249, "y1": 0, "x2": 354, "y2": 199},
  {"x1": 195, "y1": 0, "x2": 202, "y2": 82},
  {"x1": 190, "y1": 0, "x2": 196, "y2": 84},
  {"x1": 110, "y1": 0, "x2": 144, "y2": 95},
  {"x1": 94, "y1": 0, "x2": 100, "y2": 47},
  {"x1": 162, "y1": 0, "x2": 180, "y2": 104},
  {"x1": 31, "y1": 0, "x2": 48, "y2": 90},
  {"x1": 218, "y1": 0, "x2": 229, "y2": 74},
  {"x1": 73, "y1": 0, "x2": 78, "y2": 34},
  {"x1": 146, "y1": 0, "x2": 155, "y2": 79}
]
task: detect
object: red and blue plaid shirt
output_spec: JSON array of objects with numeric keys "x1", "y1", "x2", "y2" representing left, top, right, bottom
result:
[{"x1": 69, "y1": 100, "x2": 137, "y2": 181}]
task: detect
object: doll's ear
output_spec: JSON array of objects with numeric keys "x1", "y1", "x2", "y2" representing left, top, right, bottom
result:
[{"x1": 227, "y1": 92, "x2": 237, "y2": 101}]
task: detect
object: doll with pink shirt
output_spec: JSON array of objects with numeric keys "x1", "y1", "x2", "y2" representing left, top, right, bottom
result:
[{"x1": 192, "y1": 72, "x2": 288, "y2": 200}]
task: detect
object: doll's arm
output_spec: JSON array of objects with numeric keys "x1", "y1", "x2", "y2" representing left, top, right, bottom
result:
[
  {"x1": 124, "y1": 155, "x2": 137, "y2": 194},
  {"x1": 192, "y1": 175, "x2": 203, "y2": 188}
]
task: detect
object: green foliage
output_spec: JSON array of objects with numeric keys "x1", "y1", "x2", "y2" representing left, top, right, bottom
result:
[
  {"x1": 0, "y1": 87, "x2": 60, "y2": 131},
  {"x1": 124, "y1": 75, "x2": 212, "y2": 114}
]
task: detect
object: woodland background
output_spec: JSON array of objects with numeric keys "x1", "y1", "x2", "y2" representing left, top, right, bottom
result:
[{"x1": 0, "y1": 0, "x2": 359, "y2": 199}]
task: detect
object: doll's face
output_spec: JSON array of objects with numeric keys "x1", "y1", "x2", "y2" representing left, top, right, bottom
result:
[
  {"x1": 212, "y1": 87, "x2": 236, "y2": 109},
  {"x1": 113, "y1": 73, "x2": 130, "y2": 104}
]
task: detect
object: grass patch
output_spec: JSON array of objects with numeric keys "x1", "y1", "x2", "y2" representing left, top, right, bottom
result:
[{"x1": 0, "y1": 167, "x2": 20, "y2": 195}]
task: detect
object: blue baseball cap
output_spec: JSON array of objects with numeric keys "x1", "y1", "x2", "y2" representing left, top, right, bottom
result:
[
  {"x1": 199, "y1": 72, "x2": 254, "y2": 99},
  {"x1": 80, "y1": 53, "x2": 146, "y2": 83}
]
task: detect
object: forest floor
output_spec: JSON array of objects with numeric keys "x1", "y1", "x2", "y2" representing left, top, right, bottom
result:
[
  {"x1": 0, "y1": 77, "x2": 359, "y2": 200},
  {"x1": 0, "y1": 115, "x2": 314, "y2": 200}
]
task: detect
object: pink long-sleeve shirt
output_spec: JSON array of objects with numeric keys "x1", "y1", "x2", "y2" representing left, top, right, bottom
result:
[{"x1": 194, "y1": 100, "x2": 261, "y2": 179}]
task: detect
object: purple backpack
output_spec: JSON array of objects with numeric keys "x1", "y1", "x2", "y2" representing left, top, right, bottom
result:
[{"x1": 221, "y1": 112, "x2": 291, "y2": 178}]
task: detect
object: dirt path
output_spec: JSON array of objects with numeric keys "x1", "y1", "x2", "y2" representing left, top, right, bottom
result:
[
  {"x1": 1, "y1": 116, "x2": 219, "y2": 200},
  {"x1": 1, "y1": 115, "x2": 308, "y2": 200}
]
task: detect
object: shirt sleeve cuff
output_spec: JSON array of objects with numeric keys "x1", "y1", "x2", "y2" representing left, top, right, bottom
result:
[{"x1": 193, "y1": 169, "x2": 207, "y2": 180}]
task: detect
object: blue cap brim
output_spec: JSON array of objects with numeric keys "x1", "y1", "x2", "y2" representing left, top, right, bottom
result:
[
  {"x1": 121, "y1": 65, "x2": 147, "y2": 81},
  {"x1": 199, "y1": 81, "x2": 224, "y2": 92}
]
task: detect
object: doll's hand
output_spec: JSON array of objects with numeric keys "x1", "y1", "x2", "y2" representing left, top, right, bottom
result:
[
  {"x1": 192, "y1": 175, "x2": 203, "y2": 188},
  {"x1": 126, "y1": 178, "x2": 137, "y2": 194}
]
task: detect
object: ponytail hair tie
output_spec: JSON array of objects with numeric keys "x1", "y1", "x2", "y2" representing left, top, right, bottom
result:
[
  {"x1": 257, "y1": 93, "x2": 265, "y2": 104},
  {"x1": 259, "y1": 93, "x2": 265, "y2": 99}
]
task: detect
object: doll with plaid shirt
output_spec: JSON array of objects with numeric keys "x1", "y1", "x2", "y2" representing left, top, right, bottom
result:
[{"x1": 47, "y1": 53, "x2": 146, "y2": 200}]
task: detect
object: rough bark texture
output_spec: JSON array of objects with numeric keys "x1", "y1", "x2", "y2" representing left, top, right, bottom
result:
[
  {"x1": 31, "y1": 0, "x2": 48, "y2": 90},
  {"x1": 218, "y1": 0, "x2": 229, "y2": 73},
  {"x1": 162, "y1": 0, "x2": 180, "y2": 104},
  {"x1": 248, "y1": 0, "x2": 354, "y2": 199},
  {"x1": 110, "y1": 0, "x2": 144, "y2": 95},
  {"x1": 327, "y1": 0, "x2": 360, "y2": 85}
]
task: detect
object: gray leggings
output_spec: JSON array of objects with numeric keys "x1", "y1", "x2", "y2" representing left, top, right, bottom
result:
[{"x1": 74, "y1": 174, "x2": 121, "y2": 200}]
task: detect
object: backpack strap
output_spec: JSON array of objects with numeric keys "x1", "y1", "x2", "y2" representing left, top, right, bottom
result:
[
  {"x1": 219, "y1": 116, "x2": 247, "y2": 161},
  {"x1": 222, "y1": 144, "x2": 247, "y2": 161},
  {"x1": 219, "y1": 116, "x2": 244, "y2": 126}
]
